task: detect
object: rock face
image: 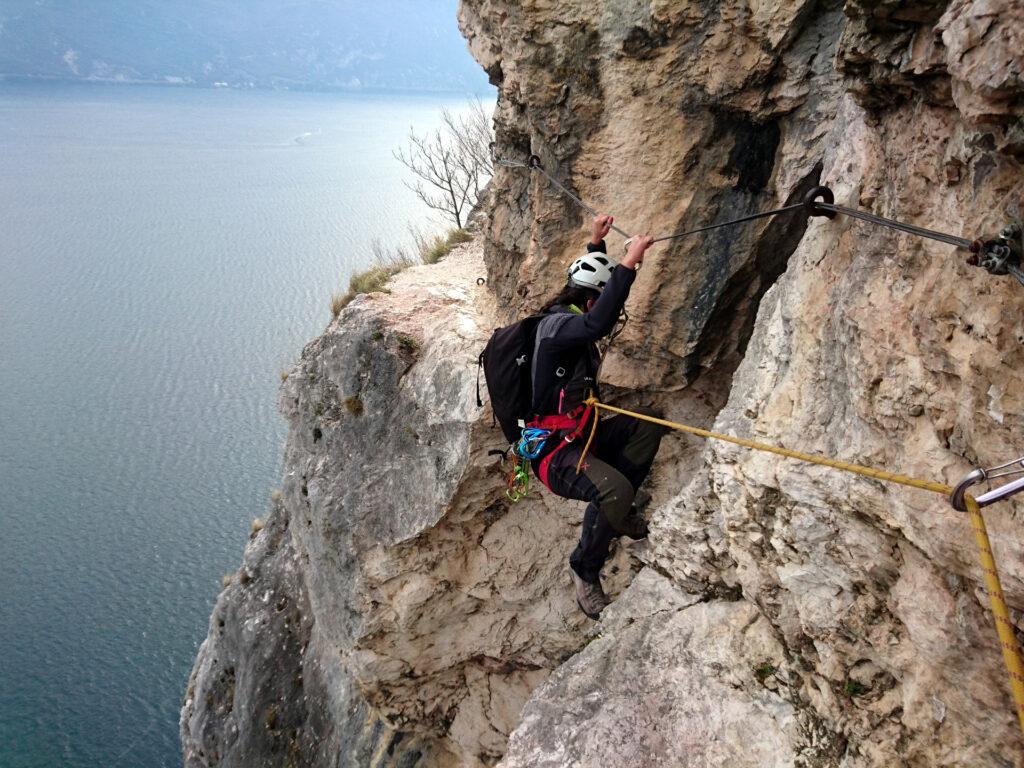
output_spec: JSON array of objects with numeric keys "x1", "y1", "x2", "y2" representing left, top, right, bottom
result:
[
  {"x1": 182, "y1": 243, "x2": 645, "y2": 766},
  {"x1": 184, "y1": 2, "x2": 1024, "y2": 767},
  {"x1": 500, "y1": 569, "x2": 808, "y2": 768}
]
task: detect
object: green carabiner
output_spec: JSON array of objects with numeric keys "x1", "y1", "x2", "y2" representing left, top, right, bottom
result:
[{"x1": 505, "y1": 457, "x2": 530, "y2": 502}]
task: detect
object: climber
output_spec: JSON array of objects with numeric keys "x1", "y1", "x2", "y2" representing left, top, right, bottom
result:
[{"x1": 529, "y1": 215, "x2": 667, "y2": 620}]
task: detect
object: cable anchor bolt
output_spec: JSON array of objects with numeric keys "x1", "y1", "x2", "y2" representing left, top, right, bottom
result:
[
  {"x1": 967, "y1": 222, "x2": 1023, "y2": 280},
  {"x1": 803, "y1": 185, "x2": 837, "y2": 219}
]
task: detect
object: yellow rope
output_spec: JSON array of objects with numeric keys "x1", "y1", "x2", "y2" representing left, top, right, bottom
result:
[
  {"x1": 584, "y1": 397, "x2": 1024, "y2": 737},
  {"x1": 575, "y1": 409, "x2": 599, "y2": 475},
  {"x1": 965, "y1": 495, "x2": 1024, "y2": 735}
]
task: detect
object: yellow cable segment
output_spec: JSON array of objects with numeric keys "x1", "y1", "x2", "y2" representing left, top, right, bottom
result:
[
  {"x1": 965, "y1": 495, "x2": 1024, "y2": 734},
  {"x1": 583, "y1": 397, "x2": 1024, "y2": 738}
]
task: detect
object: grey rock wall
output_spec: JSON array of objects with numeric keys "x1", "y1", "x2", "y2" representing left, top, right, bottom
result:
[{"x1": 463, "y1": 0, "x2": 1024, "y2": 766}]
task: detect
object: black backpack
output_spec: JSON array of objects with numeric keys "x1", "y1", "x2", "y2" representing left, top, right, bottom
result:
[{"x1": 477, "y1": 314, "x2": 545, "y2": 444}]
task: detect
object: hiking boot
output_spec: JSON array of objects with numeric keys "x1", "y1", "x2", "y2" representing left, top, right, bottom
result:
[
  {"x1": 618, "y1": 489, "x2": 652, "y2": 539},
  {"x1": 571, "y1": 568, "x2": 610, "y2": 620},
  {"x1": 618, "y1": 512, "x2": 649, "y2": 540},
  {"x1": 632, "y1": 488, "x2": 652, "y2": 515}
]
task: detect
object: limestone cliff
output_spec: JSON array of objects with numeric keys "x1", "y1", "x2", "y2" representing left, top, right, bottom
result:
[{"x1": 183, "y1": 1, "x2": 1024, "y2": 766}]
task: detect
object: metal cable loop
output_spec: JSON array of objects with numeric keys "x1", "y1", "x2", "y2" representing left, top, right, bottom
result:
[
  {"x1": 1008, "y1": 264, "x2": 1024, "y2": 287},
  {"x1": 818, "y1": 203, "x2": 973, "y2": 249}
]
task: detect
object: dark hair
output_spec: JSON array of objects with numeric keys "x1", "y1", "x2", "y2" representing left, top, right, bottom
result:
[{"x1": 540, "y1": 283, "x2": 600, "y2": 314}]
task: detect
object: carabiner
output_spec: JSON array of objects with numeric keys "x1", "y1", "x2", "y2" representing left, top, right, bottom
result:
[{"x1": 950, "y1": 456, "x2": 1024, "y2": 511}]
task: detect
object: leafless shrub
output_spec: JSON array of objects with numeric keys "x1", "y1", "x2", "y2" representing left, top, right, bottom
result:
[{"x1": 394, "y1": 99, "x2": 494, "y2": 228}]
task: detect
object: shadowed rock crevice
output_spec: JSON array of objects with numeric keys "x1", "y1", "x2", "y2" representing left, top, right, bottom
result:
[
  {"x1": 686, "y1": 159, "x2": 825, "y2": 379},
  {"x1": 665, "y1": 114, "x2": 786, "y2": 384}
]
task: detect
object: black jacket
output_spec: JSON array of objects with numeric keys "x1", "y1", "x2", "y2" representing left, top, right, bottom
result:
[{"x1": 530, "y1": 240, "x2": 636, "y2": 418}]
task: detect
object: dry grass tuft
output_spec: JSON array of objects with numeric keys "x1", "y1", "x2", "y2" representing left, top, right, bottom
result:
[
  {"x1": 330, "y1": 292, "x2": 348, "y2": 318},
  {"x1": 415, "y1": 227, "x2": 473, "y2": 264},
  {"x1": 330, "y1": 239, "x2": 416, "y2": 316},
  {"x1": 395, "y1": 333, "x2": 420, "y2": 354},
  {"x1": 348, "y1": 265, "x2": 399, "y2": 295}
]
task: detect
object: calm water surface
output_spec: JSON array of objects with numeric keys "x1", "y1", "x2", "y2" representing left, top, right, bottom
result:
[{"x1": 0, "y1": 83, "x2": 470, "y2": 768}]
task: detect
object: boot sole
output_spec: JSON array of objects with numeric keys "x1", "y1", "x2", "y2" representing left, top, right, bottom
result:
[
  {"x1": 576, "y1": 597, "x2": 602, "y2": 620},
  {"x1": 570, "y1": 571, "x2": 605, "y2": 620}
]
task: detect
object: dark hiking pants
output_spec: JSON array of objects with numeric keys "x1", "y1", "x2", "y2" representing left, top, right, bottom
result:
[{"x1": 538, "y1": 412, "x2": 667, "y2": 584}]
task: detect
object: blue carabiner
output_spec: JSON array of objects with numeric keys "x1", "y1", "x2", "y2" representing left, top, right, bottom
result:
[{"x1": 513, "y1": 427, "x2": 551, "y2": 460}]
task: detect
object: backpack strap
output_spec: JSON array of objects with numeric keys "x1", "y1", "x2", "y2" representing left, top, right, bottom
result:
[
  {"x1": 530, "y1": 313, "x2": 573, "y2": 408},
  {"x1": 476, "y1": 351, "x2": 484, "y2": 407}
]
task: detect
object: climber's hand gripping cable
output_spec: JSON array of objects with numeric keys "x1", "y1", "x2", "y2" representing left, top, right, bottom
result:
[
  {"x1": 591, "y1": 215, "x2": 614, "y2": 245},
  {"x1": 493, "y1": 150, "x2": 1023, "y2": 289}
]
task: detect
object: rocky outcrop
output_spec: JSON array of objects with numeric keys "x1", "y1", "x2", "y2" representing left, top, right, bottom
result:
[
  {"x1": 182, "y1": 243, "x2": 648, "y2": 766},
  {"x1": 185, "y1": 1, "x2": 1024, "y2": 766},
  {"x1": 181, "y1": 246, "x2": 493, "y2": 767}
]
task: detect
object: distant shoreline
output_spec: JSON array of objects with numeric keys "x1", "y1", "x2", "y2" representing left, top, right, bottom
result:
[{"x1": 0, "y1": 74, "x2": 494, "y2": 99}]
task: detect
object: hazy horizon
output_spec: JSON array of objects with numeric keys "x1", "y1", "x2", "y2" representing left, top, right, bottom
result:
[{"x1": 0, "y1": 0, "x2": 493, "y2": 95}]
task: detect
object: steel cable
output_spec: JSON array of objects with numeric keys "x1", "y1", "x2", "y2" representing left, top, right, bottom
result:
[
  {"x1": 816, "y1": 202, "x2": 972, "y2": 249},
  {"x1": 497, "y1": 153, "x2": 977, "y2": 252},
  {"x1": 650, "y1": 203, "x2": 806, "y2": 243},
  {"x1": 527, "y1": 161, "x2": 634, "y2": 239}
]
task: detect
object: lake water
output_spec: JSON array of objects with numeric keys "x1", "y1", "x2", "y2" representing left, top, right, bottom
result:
[{"x1": 0, "y1": 83, "x2": 477, "y2": 768}]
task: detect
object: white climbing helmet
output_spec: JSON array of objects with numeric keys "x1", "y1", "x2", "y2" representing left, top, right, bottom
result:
[{"x1": 567, "y1": 252, "x2": 616, "y2": 292}]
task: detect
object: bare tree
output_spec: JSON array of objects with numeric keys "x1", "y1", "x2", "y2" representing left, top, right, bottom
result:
[
  {"x1": 394, "y1": 99, "x2": 494, "y2": 229},
  {"x1": 442, "y1": 98, "x2": 493, "y2": 207}
]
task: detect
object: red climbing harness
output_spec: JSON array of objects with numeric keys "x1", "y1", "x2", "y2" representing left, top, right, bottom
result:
[{"x1": 528, "y1": 405, "x2": 594, "y2": 490}]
